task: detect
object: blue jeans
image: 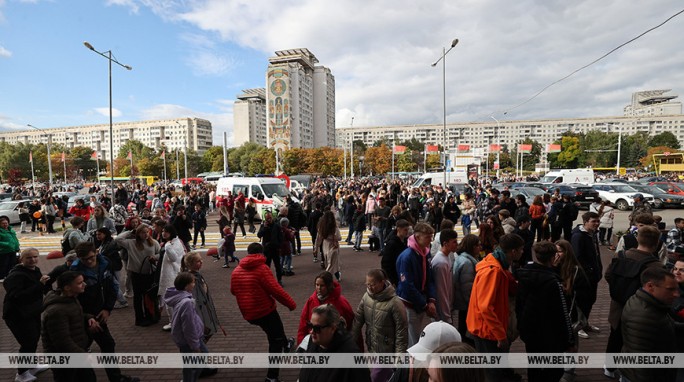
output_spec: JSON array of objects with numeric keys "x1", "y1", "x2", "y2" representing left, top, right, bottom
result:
[
  {"x1": 354, "y1": 231, "x2": 363, "y2": 248},
  {"x1": 179, "y1": 341, "x2": 208, "y2": 382},
  {"x1": 281, "y1": 254, "x2": 292, "y2": 272}
]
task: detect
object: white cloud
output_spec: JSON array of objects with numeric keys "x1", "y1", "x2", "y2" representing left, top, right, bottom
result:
[
  {"x1": 105, "y1": 0, "x2": 139, "y2": 14},
  {"x1": 0, "y1": 45, "x2": 11, "y2": 58},
  {"x1": 94, "y1": 107, "x2": 122, "y2": 118}
]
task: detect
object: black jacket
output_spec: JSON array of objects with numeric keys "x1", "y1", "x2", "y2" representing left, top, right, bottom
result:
[
  {"x1": 70, "y1": 255, "x2": 118, "y2": 314},
  {"x1": 516, "y1": 263, "x2": 574, "y2": 352},
  {"x1": 380, "y1": 230, "x2": 407, "y2": 286},
  {"x1": 570, "y1": 225, "x2": 602, "y2": 284},
  {"x1": 2, "y1": 265, "x2": 45, "y2": 321},
  {"x1": 299, "y1": 329, "x2": 371, "y2": 382}
]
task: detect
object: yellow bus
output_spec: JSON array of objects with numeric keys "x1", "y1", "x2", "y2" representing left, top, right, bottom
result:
[{"x1": 98, "y1": 176, "x2": 159, "y2": 186}]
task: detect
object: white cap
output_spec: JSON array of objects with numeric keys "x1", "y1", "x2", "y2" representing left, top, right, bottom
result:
[{"x1": 407, "y1": 321, "x2": 461, "y2": 361}]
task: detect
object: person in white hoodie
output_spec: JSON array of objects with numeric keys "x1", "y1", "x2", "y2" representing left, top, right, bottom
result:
[
  {"x1": 164, "y1": 272, "x2": 207, "y2": 382},
  {"x1": 158, "y1": 225, "x2": 187, "y2": 331}
]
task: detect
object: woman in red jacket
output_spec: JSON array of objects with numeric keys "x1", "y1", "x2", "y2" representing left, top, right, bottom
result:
[
  {"x1": 230, "y1": 242, "x2": 296, "y2": 382},
  {"x1": 297, "y1": 271, "x2": 355, "y2": 346}
]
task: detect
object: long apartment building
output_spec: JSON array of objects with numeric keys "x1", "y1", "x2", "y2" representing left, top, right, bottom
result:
[
  {"x1": 0, "y1": 117, "x2": 213, "y2": 159},
  {"x1": 337, "y1": 90, "x2": 684, "y2": 155},
  {"x1": 233, "y1": 49, "x2": 335, "y2": 151}
]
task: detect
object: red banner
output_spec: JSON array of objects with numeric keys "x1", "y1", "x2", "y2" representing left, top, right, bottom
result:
[
  {"x1": 518, "y1": 144, "x2": 532, "y2": 153},
  {"x1": 489, "y1": 144, "x2": 502, "y2": 153},
  {"x1": 547, "y1": 144, "x2": 561, "y2": 153},
  {"x1": 127, "y1": 151, "x2": 133, "y2": 160},
  {"x1": 425, "y1": 145, "x2": 439, "y2": 153},
  {"x1": 91, "y1": 151, "x2": 98, "y2": 160},
  {"x1": 457, "y1": 144, "x2": 471, "y2": 152},
  {"x1": 61, "y1": 152, "x2": 65, "y2": 162},
  {"x1": 161, "y1": 150, "x2": 165, "y2": 159},
  {"x1": 29, "y1": 151, "x2": 33, "y2": 163},
  {"x1": 493, "y1": 161, "x2": 500, "y2": 170},
  {"x1": 393, "y1": 145, "x2": 407, "y2": 154}
]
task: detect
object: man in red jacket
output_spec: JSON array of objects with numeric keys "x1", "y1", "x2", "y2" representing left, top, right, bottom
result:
[{"x1": 230, "y1": 242, "x2": 296, "y2": 382}]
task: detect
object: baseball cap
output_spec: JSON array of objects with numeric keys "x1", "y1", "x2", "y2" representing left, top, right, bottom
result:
[{"x1": 407, "y1": 321, "x2": 461, "y2": 361}]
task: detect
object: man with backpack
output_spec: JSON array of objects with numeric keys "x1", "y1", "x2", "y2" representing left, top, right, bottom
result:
[
  {"x1": 570, "y1": 211, "x2": 602, "y2": 339},
  {"x1": 62, "y1": 217, "x2": 90, "y2": 256},
  {"x1": 603, "y1": 224, "x2": 663, "y2": 379}
]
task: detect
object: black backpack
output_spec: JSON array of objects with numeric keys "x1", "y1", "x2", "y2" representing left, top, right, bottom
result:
[
  {"x1": 606, "y1": 250, "x2": 658, "y2": 305},
  {"x1": 61, "y1": 229, "x2": 73, "y2": 254}
]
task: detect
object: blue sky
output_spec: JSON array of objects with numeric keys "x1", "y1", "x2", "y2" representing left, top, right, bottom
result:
[{"x1": 1, "y1": 0, "x2": 683, "y2": 146}]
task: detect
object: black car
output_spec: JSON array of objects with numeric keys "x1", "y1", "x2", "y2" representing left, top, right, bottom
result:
[
  {"x1": 627, "y1": 183, "x2": 684, "y2": 209},
  {"x1": 547, "y1": 183, "x2": 601, "y2": 208}
]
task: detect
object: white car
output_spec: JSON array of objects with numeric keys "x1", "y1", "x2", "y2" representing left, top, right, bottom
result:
[
  {"x1": 592, "y1": 183, "x2": 654, "y2": 211},
  {"x1": 0, "y1": 199, "x2": 32, "y2": 225}
]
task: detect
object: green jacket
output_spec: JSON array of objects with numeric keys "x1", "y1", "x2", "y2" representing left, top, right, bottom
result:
[
  {"x1": 0, "y1": 227, "x2": 19, "y2": 254},
  {"x1": 352, "y1": 282, "x2": 408, "y2": 354}
]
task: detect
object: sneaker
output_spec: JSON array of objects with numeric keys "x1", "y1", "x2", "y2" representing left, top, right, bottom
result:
[
  {"x1": 222, "y1": 264, "x2": 230, "y2": 268},
  {"x1": 313, "y1": 256, "x2": 318, "y2": 263},
  {"x1": 603, "y1": 365, "x2": 619, "y2": 379},
  {"x1": 585, "y1": 324, "x2": 600, "y2": 332},
  {"x1": 114, "y1": 301, "x2": 129, "y2": 309},
  {"x1": 162, "y1": 324, "x2": 172, "y2": 331},
  {"x1": 191, "y1": 245, "x2": 196, "y2": 249},
  {"x1": 29, "y1": 364, "x2": 49, "y2": 375},
  {"x1": 577, "y1": 329, "x2": 589, "y2": 339},
  {"x1": 242, "y1": 235, "x2": 247, "y2": 239},
  {"x1": 320, "y1": 262, "x2": 326, "y2": 269},
  {"x1": 14, "y1": 371, "x2": 36, "y2": 382},
  {"x1": 200, "y1": 244, "x2": 205, "y2": 248}
]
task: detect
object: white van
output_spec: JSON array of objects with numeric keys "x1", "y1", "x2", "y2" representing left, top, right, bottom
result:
[
  {"x1": 412, "y1": 171, "x2": 468, "y2": 188},
  {"x1": 540, "y1": 169, "x2": 595, "y2": 185},
  {"x1": 216, "y1": 177, "x2": 295, "y2": 218}
]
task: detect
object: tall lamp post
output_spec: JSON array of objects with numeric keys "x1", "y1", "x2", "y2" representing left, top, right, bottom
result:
[
  {"x1": 27, "y1": 124, "x2": 53, "y2": 189},
  {"x1": 431, "y1": 38, "x2": 459, "y2": 187},
  {"x1": 83, "y1": 41, "x2": 132, "y2": 193},
  {"x1": 176, "y1": 121, "x2": 188, "y2": 182},
  {"x1": 491, "y1": 116, "x2": 501, "y2": 180}
]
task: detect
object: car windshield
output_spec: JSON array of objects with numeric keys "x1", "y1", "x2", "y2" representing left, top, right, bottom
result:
[
  {"x1": 540, "y1": 176, "x2": 557, "y2": 183},
  {"x1": 521, "y1": 188, "x2": 546, "y2": 196},
  {"x1": 261, "y1": 183, "x2": 289, "y2": 198},
  {"x1": 0, "y1": 203, "x2": 15, "y2": 211},
  {"x1": 612, "y1": 185, "x2": 637, "y2": 193}
]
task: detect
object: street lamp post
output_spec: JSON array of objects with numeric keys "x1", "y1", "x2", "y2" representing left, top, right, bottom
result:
[
  {"x1": 83, "y1": 41, "x2": 132, "y2": 193},
  {"x1": 432, "y1": 38, "x2": 459, "y2": 187},
  {"x1": 176, "y1": 121, "x2": 188, "y2": 182},
  {"x1": 491, "y1": 116, "x2": 501, "y2": 180},
  {"x1": 27, "y1": 124, "x2": 53, "y2": 189}
]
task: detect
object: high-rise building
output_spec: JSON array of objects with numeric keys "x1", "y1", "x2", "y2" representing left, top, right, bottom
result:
[
  {"x1": 265, "y1": 49, "x2": 335, "y2": 163},
  {"x1": 0, "y1": 117, "x2": 213, "y2": 159},
  {"x1": 233, "y1": 88, "x2": 267, "y2": 147},
  {"x1": 623, "y1": 89, "x2": 681, "y2": 117}
]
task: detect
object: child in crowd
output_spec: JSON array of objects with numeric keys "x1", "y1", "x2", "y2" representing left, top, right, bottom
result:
[
  {"x1": 218, "y1": 226, "x2": 239, "y2": 268},
  {"x1": 280, "y1": 218, "x2": 295, "y2": 276}
]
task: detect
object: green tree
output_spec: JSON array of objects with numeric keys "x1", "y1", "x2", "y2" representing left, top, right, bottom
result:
[
  {"x1": 117, "y1": 139, "x2": 154, "y2": 160},
  {"x1": 551, "y1": 135, "x2": 582, "y2": 168},
  {"x1": 648, "y1": 131, "x2": 680, "y2": 149},
  {"x1": 201, "y1": 146, "x2": 226, "y2": 173},
  {"x1": 510, "y1": 138, "x2": 542, "y2": 172},
  {"x1": 396, "y1": 152, "x2": 417, "y2": 172},
  {"x1": 621, "y1": 132, "x2": 649, "y2": 167},
  {"x1": 580, "y1": 130, "x2": 618, "y2": 168}
]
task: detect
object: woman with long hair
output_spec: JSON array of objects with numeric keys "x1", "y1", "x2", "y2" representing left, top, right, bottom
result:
[
  {"x1": 528, "y1": 195, "x2": 546, "y2": 242},
  {"x1": 95, "y1": 227, "x2": 127, "y2": 309},
  {"x1": 115, "y1": 224, "x2": 161, "y2": 326},
  {"x1": 461, "y1": 193, "x2": 476, "y2": 236},
  {"x1": 313, "y1": 211, "x2": 342, "y2": 281},
  {"x1": 181, "y1": 252, "x2": 221, "y2": 342},
  {"x1": 478, "y1": 223, "x2": 496, "y2": 259},
  {"x1": 159, "y1": 225, "x2": 186, "y2": 331},
  {"x1": 453, "y1": 234, "x2": 481, "y2": 346},
  {"x1": 554, "y1": 239, "x2": 592, "y2": 382}
]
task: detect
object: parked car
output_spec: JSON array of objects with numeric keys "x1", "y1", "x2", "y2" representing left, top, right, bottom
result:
[
  {"x1": 547, "y1": 183, "x2": 601, "y2": 208},
  {"x1": 628, "y1": 183, "x2": 684, "y2": 209},
  {"x1": 0, "y1": 199, "x2": 30, "y2": 225},
  {"x1": 648, "y1": 182, "x2": 684, "y2": 196},
  {"x1": 592, "y1": 183, "x2": 654, "y2": 211}
]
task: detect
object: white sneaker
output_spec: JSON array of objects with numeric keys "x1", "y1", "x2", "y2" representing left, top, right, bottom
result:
[
  {"x1": 29, "y1": 364, "x2": 49, "y2": 375},
  {"x1": 577, "y1": 329, "x2": 589, "y2": 339},
  {"x1": 162, "y1": 324, "x2": 172, "y2": 331},
  {"x1": 14, "y1": 371, "x2": 37, "y2": 382},
  {"x1": 604, "y1": 365, "x2": 620, "y2": 379}
]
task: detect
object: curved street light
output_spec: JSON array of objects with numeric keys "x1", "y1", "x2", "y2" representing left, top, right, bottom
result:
[
  {"x1": 83, "y1": 41, "x2": 132, "y2": 192},
  {"x1": 431, "y1": 38, "x2": 459, "y2": 187}
]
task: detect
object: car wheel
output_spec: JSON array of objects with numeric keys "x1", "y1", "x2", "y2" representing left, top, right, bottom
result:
[
  {"x1": 616, "y1": 199, "x2": 629, "y2": 211},
  {"x1": 653, "y1": 198, "x2": 664, "y2": 209}
]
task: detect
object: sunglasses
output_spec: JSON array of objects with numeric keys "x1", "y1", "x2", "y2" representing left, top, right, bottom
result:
[{"x1": 306, "y1": 322, "x2": 330, "y2": 334}]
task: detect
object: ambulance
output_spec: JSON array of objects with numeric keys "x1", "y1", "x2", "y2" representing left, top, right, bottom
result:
[{"x1": 216, "y1": 177, "x2": 296, "y2": 219}]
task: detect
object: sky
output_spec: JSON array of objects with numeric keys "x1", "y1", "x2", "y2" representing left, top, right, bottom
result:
[{"x1": 1, "y1": 0, "x2": 683, "y2": 146}]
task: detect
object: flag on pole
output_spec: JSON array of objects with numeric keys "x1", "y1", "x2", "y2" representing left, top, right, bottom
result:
[
  {"x1": 127, "y1": 151, "x2": 133, "y2": 160},
  {"x1": 518, "y1": 144, "x2": 533, "y2": 153},
  {"x1": 493, "y1": 161, "x2": 500, "y2": 170},
  {"x1": 547, "y1": 144, "x2": 561, "y2": 153},
  {"x1": 161, "y1": 150, "x2": 166, "y2": 159},
  {"x1": 29, "y1": 151, "x2": 33, "y2": 163},
  {"x1": 457, "y1": 144, "x2": 471, "y2": 152},
  {"x1": 393, "y1": 145, "x2": 407, "y2": 154},
  {"x1": 489, "y1": 144, "x2": 502, "y2": 153},
  {"x1": 425, "y1": 145, "x2": 439, "y2": 153},
  {"x1": 91, "y1": 151, "x2": 98, "y2": 160},
  {"x1": 61, "y1": 152, "x2": 65, "y2": 162}
]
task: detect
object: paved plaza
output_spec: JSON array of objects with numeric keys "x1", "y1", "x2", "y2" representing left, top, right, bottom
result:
[{"x1": 1, "y1": 209, "x2": 679, "y2": 381}]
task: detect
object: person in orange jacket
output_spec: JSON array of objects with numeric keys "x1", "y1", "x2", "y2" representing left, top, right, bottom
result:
[{"x1": 466, "y1": 233, "x2": 524, "y2": 382}]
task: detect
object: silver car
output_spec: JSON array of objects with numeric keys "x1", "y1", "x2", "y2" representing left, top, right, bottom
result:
[{"x1": 0, "y1": 199, "x2": 31, "y2": 225}]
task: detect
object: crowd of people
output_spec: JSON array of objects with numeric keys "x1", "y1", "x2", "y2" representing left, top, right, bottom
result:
[{"x1": 1, "y1": 175, "x2": 684, "y2": 382}]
